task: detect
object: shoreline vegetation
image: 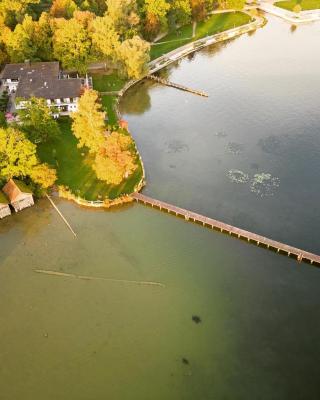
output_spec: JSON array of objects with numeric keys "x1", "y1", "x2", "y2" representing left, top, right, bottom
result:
[
  {"x1": 41, "y1": 10, "x2": 258, "y2": 208},
  {"x1": 274, "y1": 0, "x2": 320, "y2": 11},
  {"x1": 0, "y1": 0, "x2": 262, "y2": 209}
]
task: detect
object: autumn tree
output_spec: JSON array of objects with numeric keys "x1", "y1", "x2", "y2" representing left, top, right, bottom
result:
[
  {"x1": 106, "y1": 0, "x2": 140, "y2": 39},
  {"x1": 34, "y1": 12, "x2": 54, "y2": 60},
  {"x1": 143, "y1": 0, "x2": 170, "y2": 38},
  {"x1": 50, "y1": 0, "x2": 78, "y2": 18},
  {"x1": 0, "y1": 127, "x2": 38, "y2": 179},
  {"x1": 0, "y1": 0, "x2": 39, "y2": 27},
  {"x1": 30, "y1": 163, "x2": 57, "y2": 189},
  {"x1": 17, "y1": 97, "x2": 60, "y2": 143},
  {"x1": 53, "y1": 17, "x2": 91, "y2": 73},
  {"x1": 79, "y1": 0, "x2": 107, "y2": 15},
  {"x1": 73, "y1": 10, "x2": 95, "y2": 28},
  {"x1": 190, "y1": 0, "x2": 207, "y2": 21},
  {"x1": 90, "y1": 15, "x2": 120, "y2": 60},
  {"x1": 169, "y1": 0, "x2": 191, "y2": 27},
  {"x1": 71, "y1": 89, "x2": 106, "y2": 153},
  {"x1": 117, "y1": 36, "x2": 150, "y2": 79},
  {"x1": 93, "y1": 131, "x2": 137, "y2": 184},
  {"x1": 5, "y1": 15, "x2": 37, "y2": 62}
]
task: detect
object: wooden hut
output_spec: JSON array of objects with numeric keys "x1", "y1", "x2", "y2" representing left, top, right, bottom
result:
[
  {"x1": 2, "y1": 179, "x2": 34, "y2": 212},
  {"x1": 0, "y1": 191, "x2": 11, "y2": 219}
]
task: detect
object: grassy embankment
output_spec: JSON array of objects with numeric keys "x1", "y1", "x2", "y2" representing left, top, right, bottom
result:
[
  {"x1": 150, "y1": 11, "x2": 251, "y2": 59},
  {"x1": 37, "y1": 119, "x2": 143, "y2": 201},
  {"x1": 274, "y1": 0, "x2": 320, "y2": 10}
]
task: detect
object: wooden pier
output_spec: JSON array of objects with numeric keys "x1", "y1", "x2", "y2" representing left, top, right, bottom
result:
[
  {"x1": 148, "y1": 75, "x2": 208, "y2": 97},
  {"x1": 131, "y1": 192, "x2": 320, "y2": 267}
]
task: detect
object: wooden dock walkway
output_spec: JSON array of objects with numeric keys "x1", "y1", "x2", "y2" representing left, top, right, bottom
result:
[
  {"x1": 131, "y1": 193, "x2": 320, "y2": 267},
  {"x1": 148, "y1": 75, "x2": 208, "y2": 97}
]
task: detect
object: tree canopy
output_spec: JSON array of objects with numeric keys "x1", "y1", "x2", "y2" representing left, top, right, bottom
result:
[
  {"x1": 0, "y1": 126, "x2": 56, "y2": 190},
  {"x1": 71, "y1": 89, "x2": 106, "y2": 153},
  {"x1": 0, "y1": 0, "x2": 245, "y2": 74},
  {"x1": 17, "y1": 97, "x2": 61, "y2": 143}
]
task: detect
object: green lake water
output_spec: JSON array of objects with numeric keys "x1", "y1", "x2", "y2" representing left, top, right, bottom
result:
[{"x1": 1, "y1": 16, "x2": 320, "y2": 399}]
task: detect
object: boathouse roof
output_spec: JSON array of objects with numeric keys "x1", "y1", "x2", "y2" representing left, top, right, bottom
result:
[{"x1": 2, "y1": 179, "x2": 32, "y2": 203}]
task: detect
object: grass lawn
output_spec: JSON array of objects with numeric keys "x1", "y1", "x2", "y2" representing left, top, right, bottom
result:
[
  {"x1": 101, "y1": 95, "x2": 118, "y2": 126},
  {"x1": 150, "y1": 11, "x2": 252, "y2": 60},
  {"x1": 274, "y1": 0, "x2": 320, "y2": 10},
  {"x1": 37, "y1": 118, "x2": 143, "y2": 201},
  {"x1": 92, "y1": 73, "x2": 127, "y2": 92}
]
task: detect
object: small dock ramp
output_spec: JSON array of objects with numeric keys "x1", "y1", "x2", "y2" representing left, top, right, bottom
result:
[{"x1": 148, "y1": 75, "x2": 208, "y2": 97}]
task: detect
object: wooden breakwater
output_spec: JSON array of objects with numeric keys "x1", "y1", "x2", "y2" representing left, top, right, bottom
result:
[
  {"x1": 148, "y1": 75, "x2": 208, "y2": 97},
  {"x1": 131, "y1": 193, "x2": 320, "y2": 267}
]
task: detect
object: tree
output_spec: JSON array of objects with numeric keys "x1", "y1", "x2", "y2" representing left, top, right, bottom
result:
[
  {"x1": 143, "y1": 0, "x2": 170, "y2": 38},
  {"x1": 93, "y1": 131, "x2": 137, "y2": 184},
  {"x1": 53, "y1": 17, "x2": 91, "y2": 73},
  {"x1": 93, "y1": 154, "x2": 124, "y2": 184},
  {"x1": 117, "y1": 36, "x2": 150, "y2": 79},
  {"x1": 293, "y1": 4, "x2": 302, "y2": 12},
  {"x1": 0, "y1": 0, "x2": 39, "y2": 27},
  {"x1": 71, "y1": 89, "x2": 106, "y2": 153},
  {"x1": 79, "y1": 0, "x2": 107, "y2": 15},
  {"x1": 30, "y1": 163, "x2": 57, "y2": 188},
  {"x1": 17, "y1": 97, "x2": 60, "y2": 143},
  {"x1": 0, "y1": 127, "x2": 38, "y2": 179},
  {"x1": 5, "y1": 15, "x2": 37, "y2": 62},
  {"x1": 106, "y1": 0, "x2": 140, "y2": 39},
  {"x1": 73, "y1": 10, "x2": 95, "y2": 28},
  {"x1": 169, "y1": 0, "x2": 191, "y2": 27},
  {"x1": 50, "y1": 0, "x2": 78, "y2": 18},
  {"x1": 34, "y1": 12, "x2": 54, "y2": 60},
  {"x1": 90, "y1": 15, "x2": 120, "y2": 60},
  {"x1": 190, "y1": 0, "x2": 206, "y2": 21}
]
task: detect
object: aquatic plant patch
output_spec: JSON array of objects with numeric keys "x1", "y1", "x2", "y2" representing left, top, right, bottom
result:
[
  {"x1": 250, "y1": 173, "x2": 280, "y2": 197},
  {"x1": 227, "y1": 170, "x2": 249, "y2": 184}
]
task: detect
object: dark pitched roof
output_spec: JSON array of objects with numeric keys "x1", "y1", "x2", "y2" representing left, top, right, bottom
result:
[
  {"x1": 16, "y1": 77, "x2": 82, "y2": 100},
  {"x1": 0, "y1": 61, "x2": 60, "y2": 80},
  {"x1": 1, "y1": 61, "x2": 82, "y2": 100}
]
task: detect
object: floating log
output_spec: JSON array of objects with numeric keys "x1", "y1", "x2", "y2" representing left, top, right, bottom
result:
[{"x1": 34, "y1": 269, "x2": 165, "y2": 288}]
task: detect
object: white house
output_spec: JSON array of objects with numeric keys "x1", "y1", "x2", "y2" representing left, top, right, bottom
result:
[{"x1": 0, "y1": 61, "x2": 86, "y2": 116}]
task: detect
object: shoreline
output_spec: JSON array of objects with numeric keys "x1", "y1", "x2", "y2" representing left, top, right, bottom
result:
[{"x1": 54, "y1": 11, "x2": 265, "y2": 209}]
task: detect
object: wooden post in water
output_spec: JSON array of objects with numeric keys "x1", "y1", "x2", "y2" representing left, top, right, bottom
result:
[{"x1": 46, "y1": 194, "x2": 77, "y2": 238}]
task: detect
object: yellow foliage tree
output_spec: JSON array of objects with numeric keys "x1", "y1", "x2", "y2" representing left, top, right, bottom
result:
[
  {"x1": 71, "y1": 89, "x2": 106, "y2": 153},
  {"x1": 93, "y1": 131, "x2": 137, "y2": 185},
  {"x1": 117, "y1": 35, "x2": 150, "y2": 79},
  {"x1": 30, "y1": 163, "x2": 57, "y2": 189}
]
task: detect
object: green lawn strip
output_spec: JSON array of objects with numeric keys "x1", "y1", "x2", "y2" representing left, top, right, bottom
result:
[
  {"x1": 101, "y1": 95, "x2": 118, "y2": 126},
  {"x1": 37, "y1": 118, "x2": 143, "y2": 201},
  {"x1": 150, "y1": 11, "x2": 251, "y2": 60},
  {"x1": 274, "y1": 0, "x2": 320, "y2": 10},
  {"x1": 92, "y1": 73, "x2": 127, "y2": 92}
]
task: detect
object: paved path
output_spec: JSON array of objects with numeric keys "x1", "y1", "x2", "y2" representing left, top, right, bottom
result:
[
  {"x1": 258, "y1": 1, "x2": 320, "y2": 23},
  {"x1": 118, "y1": 14, "x2": 266, "y2": 97}
]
